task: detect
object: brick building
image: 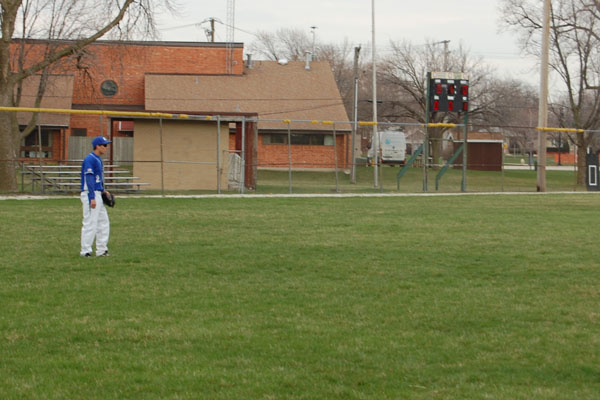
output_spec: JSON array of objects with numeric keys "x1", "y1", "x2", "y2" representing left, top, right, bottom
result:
[
  {"x1": 16, "y1": 39, "x2": 350, "y2": 180},
  {"x1": 16, "y1": 39, "x2": 244, "y2": 161}
]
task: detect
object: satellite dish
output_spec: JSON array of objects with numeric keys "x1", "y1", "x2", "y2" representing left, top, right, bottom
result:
[{"x1": 278, "y1": 58, "x2": 289, "y2": 65}]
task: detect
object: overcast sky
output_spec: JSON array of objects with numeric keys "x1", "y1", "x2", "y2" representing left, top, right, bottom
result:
[{"x1": 156, "y1": 0, "x2": 540, "y2": 85}]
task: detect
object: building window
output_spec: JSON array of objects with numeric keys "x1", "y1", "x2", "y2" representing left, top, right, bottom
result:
[
  {"x1": 263, "y1": 134, "x2": 287, "y2": 144},
  {"x1": 290, "y1": 134, "x2": 310, "y2": 145},
  {"x1": 22, "y1": 130, "x2": 52, "y2": 147},
  {"x1": 71, "y1": 128, "x2": 87, "y2": 137},
  {"x1": 20, "y1": 130, "x2": 53, "y2": 158},
  {"x1": 262, "y1": 133, "x2": 334, "y2": 146}
]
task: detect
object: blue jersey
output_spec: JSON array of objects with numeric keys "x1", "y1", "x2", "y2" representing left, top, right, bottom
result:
[{"x1": 81, "y1": 152, "x2": 105, "y2": 202}]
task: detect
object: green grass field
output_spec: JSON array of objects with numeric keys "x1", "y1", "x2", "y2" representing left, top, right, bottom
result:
[
  {"x1": 1, "y1": 194, "x2": 599, "y2": 399},
  {"x1": 254, "y1": 167, "x2": 581, "y2": 194},
  {"x1": 17, "y1": 165, "x2": 583, "y2": 195}
]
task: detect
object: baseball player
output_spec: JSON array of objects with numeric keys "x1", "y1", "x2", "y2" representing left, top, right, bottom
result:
[{"x1": 80, "y1": 136, "x2": 112, "y2": 257}]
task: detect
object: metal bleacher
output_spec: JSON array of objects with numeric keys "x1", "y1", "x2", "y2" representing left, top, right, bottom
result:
[{"x1": 21, "y1": 163, "x2": 150, "y2": 193}]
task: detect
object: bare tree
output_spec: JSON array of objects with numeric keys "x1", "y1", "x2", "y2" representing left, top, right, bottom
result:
[
  {"x1": 500, "y1": 0, "x2": 600, "y2": 184},
  {"x1": 485, "y1": 79, "x2": 539, "y2": 155},
  {"x1": 248, "y1": 29, "x2": 358, "y2": 117},
  {"x1": 248, "y1": 28, "x2": 312, "y2": 62},
  {"x1": 316, "y1": 39, "x2": 354, "y2": 114},
  {"x1": 0, "y1": 0, "x2": 174, "y2": 192},
  {"x1": 379, "y1": 40, "x2": 496, "y2": 164},
  {"x1": 247, "y1": 28, "x2": 547, "y2": 166}
]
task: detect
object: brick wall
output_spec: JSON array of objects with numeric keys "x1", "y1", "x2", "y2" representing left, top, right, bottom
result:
[
  {"x1": 67, "y1": 43, "x2": 244, "y2": 150},
  {"x1": 70, "y1": 43, "x2": 244, "y2": 106},
  {"x1": 258, "y1": 134, "x2": 349, "y2": 169},
  {"x1": 227, "y1": 132, "x2": 350, "y2": 169}
]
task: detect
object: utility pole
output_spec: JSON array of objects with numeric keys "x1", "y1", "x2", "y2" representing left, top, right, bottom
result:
[
  {"x1": 209, "y1": 18, "x2": 215, "y2": 42},
  {"x1": 433, "y1": 40, "x2": 450, "y2": 70},
  {"x1": 441, "y1": 40, "x2": 450, "y2": 70},
  {"x1": 537, "y1": 0, "x2": 550, "y2": 192},
  {"x1": 372, "y1": 0, "x2": 379, "y2": 188},
  {"x1": 350, "y1": 45, "x2": 361, "y2": 184}
]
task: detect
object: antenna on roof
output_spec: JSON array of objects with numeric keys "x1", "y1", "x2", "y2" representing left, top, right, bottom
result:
[
  {"x1": 225, "y1": 0, "x2": 235, "y2": 75},
  {"x1": 310, "y1": 26, "x2": 317, "y2": 61}
]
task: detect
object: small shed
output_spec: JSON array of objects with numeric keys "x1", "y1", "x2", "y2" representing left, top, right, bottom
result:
[{"x1": 453, "y1": 132, "x2": 504, "y2": 171}]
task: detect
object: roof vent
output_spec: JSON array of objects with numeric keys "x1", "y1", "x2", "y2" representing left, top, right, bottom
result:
[{"x1": 278, "y1": 58, "x2": 289, "y2": 65}]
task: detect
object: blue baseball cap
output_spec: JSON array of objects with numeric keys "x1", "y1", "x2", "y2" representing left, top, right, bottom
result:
[{"x1": 92, "y1": 136, "x2": 112, "y2": 148}]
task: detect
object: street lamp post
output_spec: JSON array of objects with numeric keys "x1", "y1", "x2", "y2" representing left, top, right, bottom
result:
[{"x1": 372, "y1": 0, "x2": 379, "y2": 188}]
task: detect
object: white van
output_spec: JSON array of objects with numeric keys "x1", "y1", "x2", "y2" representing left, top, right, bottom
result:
[{"x1": 368, "y1": 129, "x2": 406, "y2": 165}]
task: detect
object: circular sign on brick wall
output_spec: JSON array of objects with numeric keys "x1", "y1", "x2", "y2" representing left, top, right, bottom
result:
[{"x1": 100, "y1": 80, "x2": 118, "y2": 97}]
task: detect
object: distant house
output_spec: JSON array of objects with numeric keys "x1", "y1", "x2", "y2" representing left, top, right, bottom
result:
[{"x1": 145, "y1": 60, "x2": 352, "y2": 170}]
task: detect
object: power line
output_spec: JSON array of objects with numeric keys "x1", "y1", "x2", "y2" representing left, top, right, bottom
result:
[
  {"x1": 161, "y1": 22, "x2": 205, "y2": 31},
  {"x1": 161, "y1": 18, "x2": 258, "y2": 41},
  {"x1": 216, "y1": 21, "x2": 258, "y2": 38}
]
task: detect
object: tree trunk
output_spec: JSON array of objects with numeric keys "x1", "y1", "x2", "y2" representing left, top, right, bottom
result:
[
  {"x1": 0, "y1": 79, "x2": 19, "y2": 192},
  {"x1": 429, "y1": 128, "x2": 444, "y2": 170},
  {"x1": 0, "y1": 111, "x2": 18, "y2": 192}
]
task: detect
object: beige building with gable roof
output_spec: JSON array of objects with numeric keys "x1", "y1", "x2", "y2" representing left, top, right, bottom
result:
[{"x1": 145, "y1": 60, "x2": 351, "y2": 170}]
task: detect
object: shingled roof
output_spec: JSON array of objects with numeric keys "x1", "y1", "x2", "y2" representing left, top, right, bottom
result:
[
  {"x1": 145, "y1": 61, "x2": 351, "y2": 132},
  {"x1": 456, "y1": 131, "x2": 504, "y2": 142}
]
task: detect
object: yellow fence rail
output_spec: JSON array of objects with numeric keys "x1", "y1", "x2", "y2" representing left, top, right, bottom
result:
[{"x1": 536, "y1": 127, "x2": 585, "y2": 133}]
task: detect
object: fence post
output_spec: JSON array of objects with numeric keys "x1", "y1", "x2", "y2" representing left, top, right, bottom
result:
[
  {"x1": 159, "y1": 117, "x2": 165, "y2": 196},
  {"x1": 217, "y1": 115, "x2": 221, "y2": 194},
  {"x1": 461, "y1": 110, "x2": 468, "y2": 192},
  {"x1": 241, "y1": 116, "x2": 246, "y2": 194},
  {"x1": 424, "y1": 73, "x2": 431, "y2": 192},
  {"x1": 37, "y1": 114, "x2": 45, "y2": 194},
  {"x1": 20, "y1": 161, "x2": 24, "y2": 193},
  {"x1": 287, "y1": 121, "x2": 293, "y2": 194},
  {"x1": 501, "y1": 133, "x2": 505, "y2": 192},
  {"x1": 333, "y1": 123, "x2": 339, "y2": 193}
]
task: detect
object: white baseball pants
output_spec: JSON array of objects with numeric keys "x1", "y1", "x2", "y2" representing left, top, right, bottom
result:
[{"x1": 80, "y1": 191, "x2": 110, "y2": 256}]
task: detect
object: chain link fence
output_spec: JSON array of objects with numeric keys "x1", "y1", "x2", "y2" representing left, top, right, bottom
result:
[{"x1": 4, "y1": 109, "x2": 598, "y2": 195}]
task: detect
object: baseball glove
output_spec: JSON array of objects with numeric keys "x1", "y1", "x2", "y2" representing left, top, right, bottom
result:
[{"x1": 101, "y1": 191, "x2": 115, "y2": 207}]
